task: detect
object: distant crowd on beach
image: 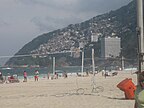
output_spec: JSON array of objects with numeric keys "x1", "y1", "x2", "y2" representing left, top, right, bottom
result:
[
  {"x1": 47, "y1": 71, "x2": 68, "y2": 80},
  {"x1": 0, "y1": 69, "x2": 69, "y2": 84},
  {"x1": 0, "y1": 68, "x2": 119, "y2": 84},
  {"x1": 0, "y1": 70, "x2": 40, "y2": 84},
  {"x1": 0, "y1": 71, "x2": 19, "y2": 83}
]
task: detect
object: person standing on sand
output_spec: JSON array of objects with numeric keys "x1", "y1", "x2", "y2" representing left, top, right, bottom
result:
[
  {"x1": 47, "y1": 72, "x2": 50, "y2": 79},
  {"x1": 34, "y1": 70, "x2": 39, "y2": 81},
  {"x1": 134, "y1": 71, "x2": 144, "y2": 108},
  {"x1": 0, "y1": 71, "x2": 3, "y2": 81},
  {"x1": 6, "y1": 73, "x2": 11, "y2": 83},
  {"x1": 23, "y1": 71, "x2": 27, "y2": 82}
]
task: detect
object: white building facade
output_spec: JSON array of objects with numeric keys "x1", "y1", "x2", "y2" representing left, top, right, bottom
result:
[{"x1": 101, "y1": 37, "x2": 121, "y2": 58}]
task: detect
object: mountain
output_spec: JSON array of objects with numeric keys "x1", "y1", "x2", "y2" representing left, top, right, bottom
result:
[{"x1": 6, "y1": 0, "x2": 138, "y2": 67}]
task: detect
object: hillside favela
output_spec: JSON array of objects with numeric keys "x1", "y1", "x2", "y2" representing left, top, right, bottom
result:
[{"x1": 0, "y1": 0, "x2": 144, "y2": 108}]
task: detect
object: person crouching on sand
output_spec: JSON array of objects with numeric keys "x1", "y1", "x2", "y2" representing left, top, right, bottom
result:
[
  {"x1": 134, "y1": 71, "x2": 144, "y2": 108},
  {"x1": 34, "y1": 70, "x2": 39, "y2": 81}
]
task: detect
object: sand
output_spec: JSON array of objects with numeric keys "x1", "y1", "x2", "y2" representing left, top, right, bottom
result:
[{"x1": 0, "y1": 71, "x2": 137, "y2": 108}]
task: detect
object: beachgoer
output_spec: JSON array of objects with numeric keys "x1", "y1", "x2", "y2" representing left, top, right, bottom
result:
[
  {"x1": 9, "y1": 75, "x2": 15, "y2": 83},
  {"x1": 23, "y1": 71, "x2": 27, "y2": 82},
  {"x1": 6, "y1": 73, "x2": 11, "y2": 83},
  {"x1": 102, "y1": 70, "x2": 105, "y2": 76},
  {"x1": 47, "y1": 72, "x2": 50, "y2": 79},
  {"x1": 77, "y1": 72, "x2": 81, "y2": 77},
  {"x1": 0, "y1": 71, "x2": 3, "y2": 81},
  {"x1": 63, "y1": 71, "x2": 67, "y2": 78},
  {"x1": 65, "y1": 72, "x2": 68, "y2": 78},
  {"x1": 54, "y1": 72, "x2": 58, "y2": 79},
  {"x1": 104, "y1": 71, "x2": 107, "y2": 78},
  {"x1": 134, "y1": 71, "x2": 144, "y2": 108},
  {"x1": 34, "y1": 70, "x2": 39, "y2": 81},
  {"x1": 65, "y1": 73, "x2": 67, "y2": 78},
  {"x1": 0, "y1": 71, "x2": 4, "y2": 83}
]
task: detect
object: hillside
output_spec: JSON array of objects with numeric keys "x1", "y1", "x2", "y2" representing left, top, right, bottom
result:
[{"x1": 6, "y1": 0, "x2": 137, "y2": 67}]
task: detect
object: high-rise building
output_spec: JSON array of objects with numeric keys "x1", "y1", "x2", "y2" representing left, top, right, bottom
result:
[
  {"x1": 91, "y1": 34, "x2": 98, "y2": 42},
  {"x1": 101, "y1": 37, "x2": 121, "y2": 58}
]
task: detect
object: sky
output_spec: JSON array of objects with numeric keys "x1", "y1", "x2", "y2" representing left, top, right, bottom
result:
[{"x1": 0, "y1": 0, "x2": 132, "y2": 63}]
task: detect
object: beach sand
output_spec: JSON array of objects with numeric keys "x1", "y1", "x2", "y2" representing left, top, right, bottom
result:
[{"x1": 0, "y1": 71, "x2": 137, "y2": 108}]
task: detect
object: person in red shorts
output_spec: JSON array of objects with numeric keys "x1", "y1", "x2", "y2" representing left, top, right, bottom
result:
[{"x1": 34, "y1": 70, "x2": 39, "y2": 81}]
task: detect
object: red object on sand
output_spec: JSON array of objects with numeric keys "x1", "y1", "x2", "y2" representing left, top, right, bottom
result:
[{"x1": 117, "y1": 78, "x2": 136, "y2": 99}]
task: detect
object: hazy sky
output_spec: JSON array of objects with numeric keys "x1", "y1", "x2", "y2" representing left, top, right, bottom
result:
[{"x1": 0, "y1": 0, "x2": 132, "y2": 58}]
